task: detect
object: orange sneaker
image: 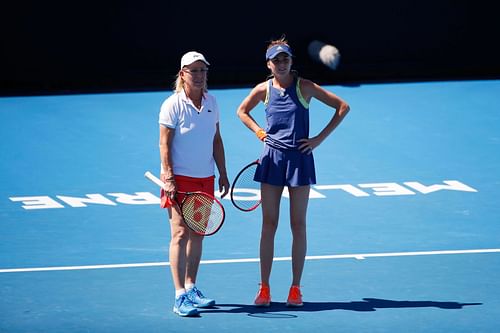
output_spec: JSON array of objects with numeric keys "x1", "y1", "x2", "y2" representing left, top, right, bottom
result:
[
  {"x1": 254, "y1": 283, "x2": 271, "y2": 307},
  {"x1": 286, "y1": 285, "x2": 303, "y2": 307}
]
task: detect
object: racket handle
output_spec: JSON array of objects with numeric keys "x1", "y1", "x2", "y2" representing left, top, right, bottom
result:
[{"x1": 144, "y1": 171, "x2": 166, "y2": 190}]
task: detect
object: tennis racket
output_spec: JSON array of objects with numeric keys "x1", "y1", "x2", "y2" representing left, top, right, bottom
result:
[
  {"x1": 144, "y1": 171, "x2": 225, "y2": 236},
  {"x1": 230, "y1": 160, "x2": 261, "y2": 212}
]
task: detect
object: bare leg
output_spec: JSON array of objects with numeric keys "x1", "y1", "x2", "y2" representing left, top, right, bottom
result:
[
  {"x1": 288, "y1": 185, "x2": 310, "y2": 286},
  {"x1": 185, "y1": 232, "x2": 204, "y2": 285},
  {"x1": 168, "y1": 207, "x2": 190, "y2": 291},
  {"x1": 259, "y1": 183, "x2": 284, "y2": 285}
]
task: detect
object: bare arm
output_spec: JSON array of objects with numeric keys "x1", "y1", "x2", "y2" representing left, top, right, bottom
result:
[
  {"x1": 159, "y1": 125, "x2": 177, "y2": 193},
  {"x1": 237, "y1": 82, "x2": 267, "y2": 137},
  {"x1": 213, "y1": 123, "x2": 230, "y2": 198},
  {"x1": 298, "y1": 79, "x2": 350, "y2": 152}
]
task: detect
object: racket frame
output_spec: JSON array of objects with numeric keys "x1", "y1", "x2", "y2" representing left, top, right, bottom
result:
[
  {"x1": 177, "y1": 191, "x2": 225, "y2": 236},
  {"x1": 144, "y1": 171, "x2": 225, "y2": 236},
  {"x1": 230, "y1": 160, "x2": 261, "y2": 212}
]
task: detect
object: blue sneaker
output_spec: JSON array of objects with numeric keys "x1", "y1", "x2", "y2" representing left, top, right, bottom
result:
[
  {"x1": 186, "y1": 286, "x2": 215, "y2": 308},
  {"x1": 173, "y1": 294, "x2": 199, "y2": 317}
]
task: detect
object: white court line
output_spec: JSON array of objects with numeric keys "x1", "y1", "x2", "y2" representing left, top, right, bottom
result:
[{"x1": 1, "y1": 248, "x2": 500, "y2": 274}]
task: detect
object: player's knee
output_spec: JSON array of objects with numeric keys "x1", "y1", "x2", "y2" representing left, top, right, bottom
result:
[
  {"x1": 290, "y1": 220, "x2": 306, "y2": 236},
  {"x1": 262, "y1": 218, "x2": 279, "y2": 232},
  {"x1": 171, "y1": 227, "x2": 189, "y2": 246}
]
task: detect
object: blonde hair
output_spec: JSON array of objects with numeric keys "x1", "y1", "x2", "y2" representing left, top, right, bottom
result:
[{"x1": 173, "y1": 69, "x2": 208, "y2": 93}]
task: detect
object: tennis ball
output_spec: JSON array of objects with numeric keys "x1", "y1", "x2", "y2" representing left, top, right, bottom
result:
[{"x1": 308, "y1": 40, "x2": 341, "y2": 70}]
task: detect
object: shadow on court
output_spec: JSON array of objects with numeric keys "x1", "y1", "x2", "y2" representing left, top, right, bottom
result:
[{"x1": 199, "y1": 298, "x2": 482, "y2": 317}]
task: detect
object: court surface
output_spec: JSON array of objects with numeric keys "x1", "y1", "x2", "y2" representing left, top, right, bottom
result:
[{"x1": 1, "y1": 79, "x2": 500, "y2": 332}]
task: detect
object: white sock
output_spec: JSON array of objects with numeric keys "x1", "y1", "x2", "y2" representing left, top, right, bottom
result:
[
  {"x1": 185, "y1": 283, "x2": 195, "y2": 291},
  {"x1": 175, "y1": 288, "x2": 186, "y2": 298}
]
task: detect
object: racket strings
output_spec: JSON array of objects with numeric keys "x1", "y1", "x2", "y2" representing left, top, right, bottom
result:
[
  {"x1": 181, "y1": 193, "x2": 224, "y2": 235},
  {"x1": 231, "y1": 163, "x2": 261, "y2": 211}
]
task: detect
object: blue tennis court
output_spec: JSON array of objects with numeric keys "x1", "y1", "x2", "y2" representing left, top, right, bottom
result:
[{"x1": 1, "y1": 79, "x2": 500, "y2": 332}]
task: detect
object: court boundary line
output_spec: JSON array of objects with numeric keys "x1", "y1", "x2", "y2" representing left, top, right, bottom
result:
[{"x1": 1, "y1": 248, "x2": 499, "y2": 274}]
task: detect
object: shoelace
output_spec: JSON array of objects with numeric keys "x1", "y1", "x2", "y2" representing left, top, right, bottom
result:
[
  {"x1": 181, "y1": 294, "x2": 195, "y2": 306},
  {"x1": 192, "y1": 288, "x2": 204, "y2": 298}
]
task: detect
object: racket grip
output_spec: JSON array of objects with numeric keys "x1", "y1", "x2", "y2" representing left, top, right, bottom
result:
[
  {"x1": 144, "y1": 171, "x2": 166, "y2": 189},
  {"x1": 145, "y1": 171, "x2": 176, "y2": 209},
  {"x1": 160, "y1": 188, "x2": 174, "y2": 208}
]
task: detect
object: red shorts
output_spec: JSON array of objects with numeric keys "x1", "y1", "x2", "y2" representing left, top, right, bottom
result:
[{"x1": 160, "y1": 175, "x2": 215, "y2": 208}]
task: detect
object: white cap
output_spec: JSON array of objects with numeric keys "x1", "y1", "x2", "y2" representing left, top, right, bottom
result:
[{"x1": 180, "y1": 51, "x2": 210, "y2": 68}]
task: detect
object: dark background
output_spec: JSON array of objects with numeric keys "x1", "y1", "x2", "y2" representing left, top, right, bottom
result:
[{"x1": 1, "y1": 0, "x2": 499, "y2": 95}]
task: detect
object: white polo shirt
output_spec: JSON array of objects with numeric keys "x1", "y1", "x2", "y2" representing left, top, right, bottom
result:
[{"x1": 159, "y1": 90, "x2": 220, "y2": 178}]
